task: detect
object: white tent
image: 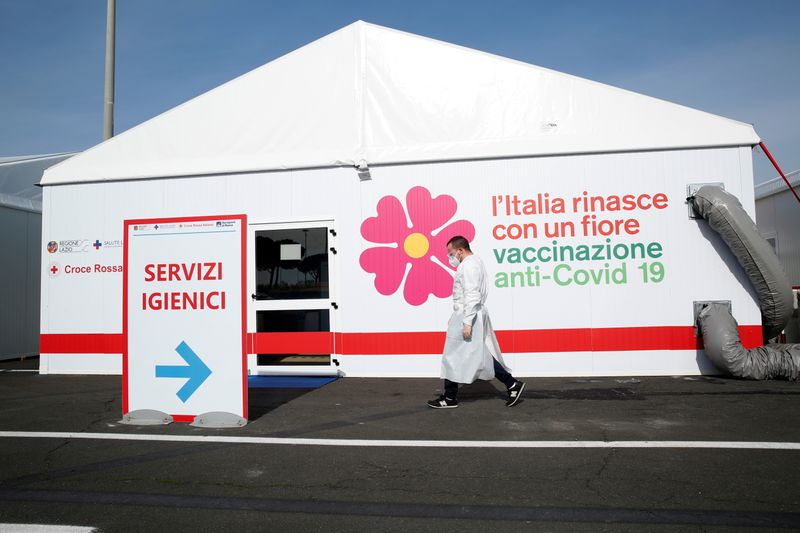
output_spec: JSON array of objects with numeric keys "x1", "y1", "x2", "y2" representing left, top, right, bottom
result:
[
  {"x1": 1, "y1": 152, "x2": 74, "y2": 360},
  {"x1": 2, "y1": 153, "x2": 73, "y2": 211},
  {"x1": 38, "y1": 22, "x2": 765, "y2": 380},
  {"x1": 42, "y1": 21, "x2": 759, "y2": 185}
]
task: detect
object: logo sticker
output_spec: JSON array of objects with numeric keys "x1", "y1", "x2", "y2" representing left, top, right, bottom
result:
[{"x1": 360, "y1": 186, "x2": 475, "y2": 306}]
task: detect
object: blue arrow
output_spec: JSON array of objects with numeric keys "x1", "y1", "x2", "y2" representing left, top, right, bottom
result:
[{"x1": 155, "y1": 341, "x2": 212, "y2": 402}]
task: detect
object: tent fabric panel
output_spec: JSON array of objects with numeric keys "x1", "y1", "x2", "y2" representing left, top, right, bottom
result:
[
  {"x1": 360, "y1": 23, "x2": 758, "y2": 164},
  {"x1": 42, "y1": 25, "x2": 362, "y2": 185},
  {"x1": 41, "y1": 21, "x2": 760, "y2": 186},
  {"x1": 0, "y1": 153, "x2": 74, "y2": 211}
]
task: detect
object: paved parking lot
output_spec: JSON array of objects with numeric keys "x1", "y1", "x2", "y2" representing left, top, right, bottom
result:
[{"x1": 1, "y1": 357, "x2": 799, "y2": 532}]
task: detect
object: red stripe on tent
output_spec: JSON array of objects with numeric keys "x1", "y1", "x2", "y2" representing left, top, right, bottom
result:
[
  {"x1": 591, "y1": 325, "x2": 761, "y2": 351},
  {"x1": 738, "y1": 326, "x2": 765, "y2": 349},
  {"x1": 335, "y1": 332, "x2": 444, "y2": 355},
  {"x1": 593, "y1": 326, "x2": 700, "y2": 351},
  {"x1": 40, "y1": 333, "x2": 124, "y2": 354},
  {"x1": 248, "y1": 332, "x2": 333, "y2": 354},
  {"x1": 41, "y1": 325, "x2": 764, "y2": 355},
  {"x1": 496, "y1": 328, "x2": 592, "y2": 353},
  {"x1": 336, "y1": 326, "x2": 763, "y2": 354}
]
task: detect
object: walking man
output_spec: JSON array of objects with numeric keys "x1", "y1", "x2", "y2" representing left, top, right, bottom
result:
[{"x1": 428, "y1": 236, "x2": 525, "y2": 408}]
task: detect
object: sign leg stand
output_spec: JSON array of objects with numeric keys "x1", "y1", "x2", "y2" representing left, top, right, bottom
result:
[
  {"x1": 120, "y1": 409, "x2": 173, "y2": 425},
  {"x1": 191, "y1": 411, "x2": 248, "y2": 428}
]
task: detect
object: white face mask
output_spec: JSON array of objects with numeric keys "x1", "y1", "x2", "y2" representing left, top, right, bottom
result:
[{"x1": 448, "y1": 253, "x2": 460, "y2": 268}]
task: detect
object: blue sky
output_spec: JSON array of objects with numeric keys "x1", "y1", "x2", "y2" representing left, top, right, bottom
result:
[{"x1": 1, "y1": 0, "x2": 798, "y2": 183}]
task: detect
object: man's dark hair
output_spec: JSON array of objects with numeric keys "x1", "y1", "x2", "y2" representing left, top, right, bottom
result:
[{"x1": 447, "y1": 235, "x2": 471, "y2": 251}]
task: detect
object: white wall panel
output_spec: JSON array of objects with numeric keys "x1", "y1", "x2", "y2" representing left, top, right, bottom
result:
[
  {"x1": 40, "y1": 147, "x2": 762, "y2": 377},
  {"x1": 0, "y1": 207, "x2": 40, "y2": 359},
  {"x1": 756, "y1": 180, "x2": 800, "y2": 287},
  {"x1": 41, "y1": 353, "x2": 121, "y2": 375},
  {"x1": 224, "y1": 172, "x2": 293, "y2": 222}
]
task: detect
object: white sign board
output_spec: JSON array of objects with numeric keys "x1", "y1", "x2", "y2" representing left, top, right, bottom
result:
[{"x1": 123, "y1": 215, "x2": 247, "y2": 421}]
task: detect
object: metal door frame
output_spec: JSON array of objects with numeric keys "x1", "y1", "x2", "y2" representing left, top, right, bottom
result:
[{"x1": 247, "y1": 219, "x2": 337, "y2": 375}]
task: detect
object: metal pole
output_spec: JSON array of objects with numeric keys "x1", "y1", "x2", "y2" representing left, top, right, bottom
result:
[
  {"x1": 759, "y1": 142, "x2": 800, "y2": 206},
  {"x1": 103, "y1": 0, "x2": 116, "y2": 140}
]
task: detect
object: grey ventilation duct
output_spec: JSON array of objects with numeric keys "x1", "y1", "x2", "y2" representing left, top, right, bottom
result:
[
  {"x1": 689, "y1": 186, "x2": 799, "y2": 380},
  {"x1": 690, "y1": 186, "x2": 793, "y2": 341},
  {"x1": 698, "y1": 302, "x2": 799, "y2": 380}
]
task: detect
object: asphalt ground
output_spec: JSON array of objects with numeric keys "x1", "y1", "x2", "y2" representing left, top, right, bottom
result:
[{"x1": 0, "y1": 357, "x2": 799, "y2": 532}]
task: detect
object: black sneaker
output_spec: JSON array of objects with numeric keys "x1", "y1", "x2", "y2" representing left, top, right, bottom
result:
[
  {"x1": 506, "y1": 381, "x2": 525, "y2": 407},
  {"x1": 427, "y1": 395, "x2": 458, "y2": 409}
]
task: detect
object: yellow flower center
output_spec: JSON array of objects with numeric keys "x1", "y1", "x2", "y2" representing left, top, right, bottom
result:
[{"x1": 403, "y1": 232, "x2": 430, "y2": 259}]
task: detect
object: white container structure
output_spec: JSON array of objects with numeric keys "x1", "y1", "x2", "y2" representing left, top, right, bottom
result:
[
  {"x1": 39, "y1": 22, "x2": 765, "y2": 377},
  {"x1": 755, "y1": 169, "x2": 800, "y2": 342},
  {"x1": 0, "y1": 153, "x2": 74, "y2": 360}
]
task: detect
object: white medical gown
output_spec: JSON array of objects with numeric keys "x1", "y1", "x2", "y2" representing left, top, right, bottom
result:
[{"x1": 441, "y1": 255, "x2": 508, "y2": 383}]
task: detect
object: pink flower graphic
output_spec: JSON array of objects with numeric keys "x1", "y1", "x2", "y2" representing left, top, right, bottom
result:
[{"x1": 360, "y1": 186, "x2": 475, "y2": 306}]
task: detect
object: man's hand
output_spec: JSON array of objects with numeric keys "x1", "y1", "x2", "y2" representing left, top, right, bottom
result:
[{"x1": 462, "y1": 325, "x2": 472, "y2": 340}]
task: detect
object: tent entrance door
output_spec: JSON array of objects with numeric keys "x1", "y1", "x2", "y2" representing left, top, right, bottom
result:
[{"x1": 247, "y1": 221, "x2": 337, "y2": 375}]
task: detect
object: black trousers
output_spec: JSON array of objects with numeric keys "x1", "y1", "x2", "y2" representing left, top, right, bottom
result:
[{"x1": 444, "y1": 358, "x2": 515, "y2": 399}]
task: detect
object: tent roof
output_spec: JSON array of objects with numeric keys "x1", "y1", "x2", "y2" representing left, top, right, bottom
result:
[
  {"x1": 42, "y1": 21, "x2": 760, "y2": 186},
  {"x1": 1, "y1": 153, "x2": 75, "y2": 211},
  {"x1": 755, "y1": 169, "x2": 800, "y2": 200}
]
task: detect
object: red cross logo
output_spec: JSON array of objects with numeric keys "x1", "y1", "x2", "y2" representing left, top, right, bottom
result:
[{"x1": 49, "y1": 263, "x2": 60, "y2": 277}]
